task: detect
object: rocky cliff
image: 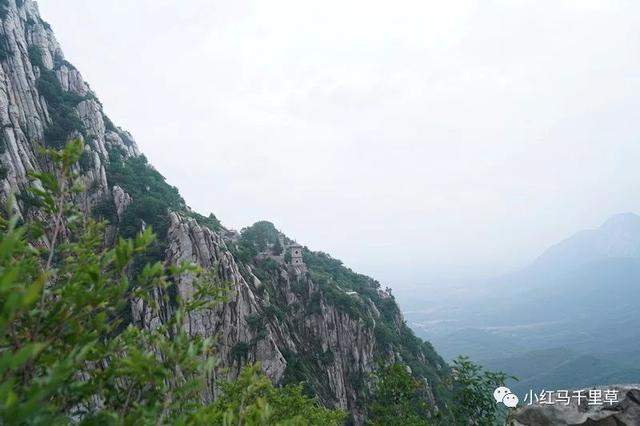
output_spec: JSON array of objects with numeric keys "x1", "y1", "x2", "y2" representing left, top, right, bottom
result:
[
  {"x1": 0, "y1": 0, "x2": 450, "y2": 422},
  {"x1": 0, "y1": 0, "x2": 138, "y2": 216}
]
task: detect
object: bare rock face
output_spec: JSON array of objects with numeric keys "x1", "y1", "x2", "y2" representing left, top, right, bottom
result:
[
  {"x1": 153, "y1": 213, "x2": 448, "y2": 423},
  {"x1": 164, "y1": 213, "x2": 288, "y2": 384},
  {"x1": 0, "y1": 0, "x2": 138, "y2": 214},
  {"x1": 510, "y1": 386, "x2": 640, "y2": 426},
  {"x1": 111, "y1": 185, "x2": 132, "y2": 221},
  {"x1": 158, "y1": 213, "x2": 386, "y2": 421}
]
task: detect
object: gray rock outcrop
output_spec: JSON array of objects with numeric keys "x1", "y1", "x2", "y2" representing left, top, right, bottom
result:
[
  {"x1": 510, "y1": 386, "x2": 640, "y2": 426},
  {"x1": 0, "y1": 0, "x2": 138, "y2": 214}
]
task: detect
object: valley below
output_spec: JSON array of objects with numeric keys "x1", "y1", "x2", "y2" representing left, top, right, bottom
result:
[{"x1": 399, "y1": 213, "x2": 640, "y2": 395}]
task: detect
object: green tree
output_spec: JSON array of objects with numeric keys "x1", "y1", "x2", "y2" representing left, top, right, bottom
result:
[
  {"x1": 272, "y1": 238, "x2": 283, "y2": 256},
  {"x1": 449, "y1": 355, "x2": 514, "y2": 425},
  {"x1": 194, "y1": 364, "x2": 346, "y2": 425},
  {"x1": 368, "y1": 364, "x2": 432, "y2": 426},
  {"x1": 0, "y1": 140, "x2": 345, "y2": 425},
  {"x1": 0, "y1": 140, "x2": 220, "y2": 423}
]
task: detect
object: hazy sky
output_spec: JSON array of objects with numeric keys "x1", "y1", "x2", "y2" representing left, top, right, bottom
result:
[{"x1": 38, "y1": 0, "x2": 640, "y2": 287}]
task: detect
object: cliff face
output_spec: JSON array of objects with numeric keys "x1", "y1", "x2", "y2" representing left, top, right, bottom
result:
[
  {"x1": 0, "y1": 0, "x2": 450, "y2": 421},
  {"x1": 0, "y1": 0, "x2": 138, "y2": 214},
  {"x1": 144, "y1": 214, "x2": 448, "y2": 421}
]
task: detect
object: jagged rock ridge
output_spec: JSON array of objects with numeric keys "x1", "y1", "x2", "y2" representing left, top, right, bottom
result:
[{"x1": 0, "y1": 0, "x2": 450, "y2": 422}]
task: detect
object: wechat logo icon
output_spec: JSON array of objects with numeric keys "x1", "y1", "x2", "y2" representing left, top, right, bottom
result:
[{"x1": 494, "y1": 386, "x2": 519, "y2": 408}]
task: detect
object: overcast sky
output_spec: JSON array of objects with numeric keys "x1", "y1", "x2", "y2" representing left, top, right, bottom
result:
[{"x1": 38, "y1": 0, "x2": 640, "y2": 287}]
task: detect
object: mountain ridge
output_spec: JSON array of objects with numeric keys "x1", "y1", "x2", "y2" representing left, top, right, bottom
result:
[
  {"x1": 0, "y1": 1, "x2": 451, "y2": 422},
  {"x1": 531, "y1": 212, "x2": 640, "y2": 273}
]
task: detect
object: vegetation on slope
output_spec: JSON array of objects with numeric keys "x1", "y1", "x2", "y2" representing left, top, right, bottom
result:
[
  {"x1": 302, "y1": 243, "x2": 450, "y2": 400},
  {"x1": 0, "y1": 141, "x2": 345, "y2": 425},
  {"x1": 105, "y1": 150, "x2": 184, "y2": 238},
  {"x1": 28, "y1": 46, "x2": 87, "y2": 149},
  {"x1": 235, "y1": 222, "x2": 514, "y2": 424},
  {"x1": 236, "y1": 223, "x2": 448, "y2": 415},
  {"x1": 95, "y1": 147, "x2": 221, "y2": 266},
  {"x1": 104, "y1": 148, "x2": 221, "y2": 237},
  {"x1": 234, "y1": 220, "x2": 283, "y2": 263},
  {"x1": 304, "y1": 248, "x2": 447, "y2": 377},
  {"x1": 368, "y1": 364, "x2": 433, "y2": 425}
]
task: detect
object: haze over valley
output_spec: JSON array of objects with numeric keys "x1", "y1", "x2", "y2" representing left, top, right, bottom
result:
[{"x1": 400, "y1": 213, "x2": 640, "y2": 394}]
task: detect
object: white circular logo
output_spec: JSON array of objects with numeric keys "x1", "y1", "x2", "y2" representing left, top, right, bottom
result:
[
  {"x1": 503, "y1": 393, "x2": 519, "y2": 408},
  {"x1": 493, "y1": 386, "x2": 511, "y2": 403}
]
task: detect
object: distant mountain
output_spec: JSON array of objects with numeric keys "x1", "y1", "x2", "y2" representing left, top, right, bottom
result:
[
  {"x1": 529, "y1": 212, "x2": 640, "y2": 275},
  {"x1": 406, "y1": 213, "x2": 640, "y2": 392},
  {"x1": 468, "y1": 213, "x2": 640, "y2": 325}
]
